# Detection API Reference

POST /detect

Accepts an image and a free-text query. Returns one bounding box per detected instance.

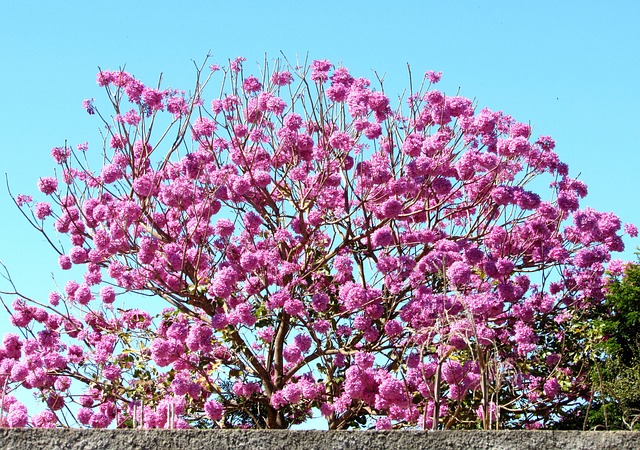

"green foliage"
[601,261,640,366]
[557,255,640,430]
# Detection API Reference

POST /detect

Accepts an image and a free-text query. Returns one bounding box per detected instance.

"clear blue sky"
[1,1,638,332]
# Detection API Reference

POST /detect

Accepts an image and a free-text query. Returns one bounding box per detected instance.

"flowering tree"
[0,56,635,430]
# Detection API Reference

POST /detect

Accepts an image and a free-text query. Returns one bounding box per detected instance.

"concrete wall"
[1,429,639,450]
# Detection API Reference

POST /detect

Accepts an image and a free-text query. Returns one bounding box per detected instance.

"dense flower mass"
[0,56,633,430]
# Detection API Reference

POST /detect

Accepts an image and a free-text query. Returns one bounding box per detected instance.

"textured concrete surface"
[1,429,639,450]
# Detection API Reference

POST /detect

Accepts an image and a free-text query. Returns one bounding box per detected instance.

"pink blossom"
[312,293,329,311]
[283,344,302,363]
[446,96,473,117]
[283,113,303,130]
[123,109,140,125]
[37,177,58,195]
[284,298,305,317]
[327,84,348,102]
[266,96,287,115]
[624,223,638,237]
[209,313,227,330]
[425,90,444,105]
[58,255,72,270]
[311,59,332,82]
[77,407,94,425]
[441,360,464,385]
[271,71,294,86]
[192,117,216,139]
[514,321,538,355]
[101,164,123,184]
[31,410,57,428]
[82,98,95,115]
[353,315,371,331]
[229,56,246,73]
[96,70,114,86]
[240,253,259,271]
[74,284,92,305]
[243,211,263,233]
[51,146,71,164]
[69,246,89,264]
[375,416,393,430]
[109,134,126,150]
[384,320,403,337]
[378,377,406,403]
[142,88,164,110]
[100,286,116,304]
[47,291,60,306]
[294,334,312,353]
[90,412,111,428]
[371,227,394,247]
[46,393,65,411]
[257,326,275,342]
[3,333,23,359]
[209,267,238,298]
[204,400,223,421]
[380,198,403,219]
[355,352,375,369]
[34,202,52,219]
[364,122,382,139]
[54,376,71,391]
[167,96,188,116]
[15,194,32,206]
[339,282,368,311]
[7,402,28,427]
[607,259,627,275]
[447,261,471,285]
[329,131,354,151]
[543,378,561,398]
[333,253,353,278]
[425,70,442,83]
[102,364,121,381]
[242,76,262,93]
[313,320,331,334]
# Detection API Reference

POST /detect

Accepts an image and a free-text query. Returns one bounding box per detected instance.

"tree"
[0,56,634,429]
[556,256,640,430]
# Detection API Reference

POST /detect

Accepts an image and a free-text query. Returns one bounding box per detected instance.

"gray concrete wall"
[1,429,639,450]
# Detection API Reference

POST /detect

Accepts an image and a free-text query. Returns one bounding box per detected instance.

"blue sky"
[0,0,639,406]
